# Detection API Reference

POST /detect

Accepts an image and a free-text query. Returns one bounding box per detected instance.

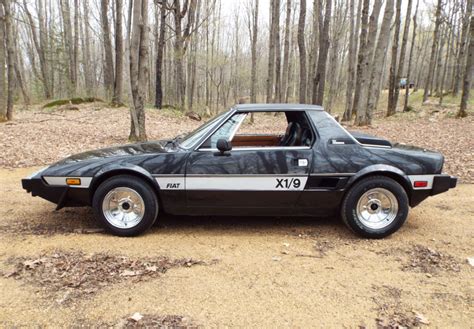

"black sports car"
[22,104,457,238]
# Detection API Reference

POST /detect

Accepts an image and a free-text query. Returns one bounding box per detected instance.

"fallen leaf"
[467,257,474,267]
[120,270,140,277]
[129,312,143,322]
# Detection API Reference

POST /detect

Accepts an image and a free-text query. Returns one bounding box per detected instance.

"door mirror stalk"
[215,139,232,156]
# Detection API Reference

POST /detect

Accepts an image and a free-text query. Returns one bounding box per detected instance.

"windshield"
[179,111,229,149]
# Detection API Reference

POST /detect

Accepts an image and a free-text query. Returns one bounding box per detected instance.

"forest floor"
[0,97,473,327]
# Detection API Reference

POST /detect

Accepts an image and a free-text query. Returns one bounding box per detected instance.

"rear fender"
[346,164,411,193]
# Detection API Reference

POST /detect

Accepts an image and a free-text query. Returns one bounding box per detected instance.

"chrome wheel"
[356,188,398,230]
[102,187,145,229]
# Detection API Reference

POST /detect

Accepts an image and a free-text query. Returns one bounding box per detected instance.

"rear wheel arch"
[345,169,412,201]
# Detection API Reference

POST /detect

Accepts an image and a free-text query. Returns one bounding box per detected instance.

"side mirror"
[216,139,232,156]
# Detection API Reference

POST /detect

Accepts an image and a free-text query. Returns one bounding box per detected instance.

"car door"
[184,111,314,214]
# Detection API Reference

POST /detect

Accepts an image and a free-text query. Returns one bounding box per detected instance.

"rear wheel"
[341,176,409,238]
[92,175,159,236]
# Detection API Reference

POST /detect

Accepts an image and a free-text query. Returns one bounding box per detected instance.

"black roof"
[233,103,324,112]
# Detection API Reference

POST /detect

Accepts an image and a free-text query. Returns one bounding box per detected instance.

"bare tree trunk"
[82,0,93,95]
[23,0,51,98]
[307,0,320,102]
[250,0,259,105]
[350,0,364,117]
[423,0,443,102]
[0,3,5,121]
[440,3,455,105]
[60,0,76,95]
[129,0,149,141]
[434,25,447,95]
[404,0,419,112]
[454,0,472,96]
[274,0,282,102]
[342,0,356,121]
[390,0,413,113]
[298,0,307,103]
[155,0,167,109]
[354,0,379,125]
[312,0,331,106]
[281,0,291,103]
[458,14,473,118]
[266,0,278,102]
[367,0,394,119]
[73,0,78,90]
[112,0,124,105]
[386,0,402,116]
[171,0,197,109]
[3,0,13,120]
[101,0,115,100]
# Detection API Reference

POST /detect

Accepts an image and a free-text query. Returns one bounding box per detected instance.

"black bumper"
[22,177,90,209]
[410,174,457,207]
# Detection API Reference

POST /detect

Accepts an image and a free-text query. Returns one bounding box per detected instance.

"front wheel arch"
[90,169,161,205]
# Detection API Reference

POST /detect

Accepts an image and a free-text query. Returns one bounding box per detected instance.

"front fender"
[90,163,160,193]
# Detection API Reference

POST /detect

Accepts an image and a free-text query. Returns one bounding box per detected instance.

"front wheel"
[92,175,159,236]
[341,176,409,239]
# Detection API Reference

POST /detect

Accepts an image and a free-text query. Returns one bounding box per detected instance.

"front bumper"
[410,174,457,207]
[22,177,90,209]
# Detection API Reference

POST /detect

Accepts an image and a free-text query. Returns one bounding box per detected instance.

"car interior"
[231,111,314,148]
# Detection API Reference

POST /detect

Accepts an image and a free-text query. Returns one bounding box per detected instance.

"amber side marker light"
[66,178,81,186]
[413,181,428,188]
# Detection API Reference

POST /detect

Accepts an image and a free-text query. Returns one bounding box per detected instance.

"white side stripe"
[155,177,185,190]
[186,176,307,191]
[43,176,92,188]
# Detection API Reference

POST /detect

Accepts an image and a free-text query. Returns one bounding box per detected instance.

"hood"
[53,141,169,166]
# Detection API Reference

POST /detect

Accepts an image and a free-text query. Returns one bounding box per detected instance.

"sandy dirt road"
[0,168,473,328]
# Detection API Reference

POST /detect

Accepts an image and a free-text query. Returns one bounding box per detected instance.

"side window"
[200,113,247,149]
[237,112,288,136]
[231,111,314,148]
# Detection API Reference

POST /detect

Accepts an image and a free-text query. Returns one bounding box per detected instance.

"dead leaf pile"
[121,313,196,328]
[372,285,429,328]
[4,251,205,304]
[402,244,461,274]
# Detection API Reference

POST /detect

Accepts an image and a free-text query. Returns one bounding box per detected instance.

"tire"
[92,175,159,237]
[341,176,409,239]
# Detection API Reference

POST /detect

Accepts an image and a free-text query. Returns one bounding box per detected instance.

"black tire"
[341,176,409,239]
[92,175,159,237]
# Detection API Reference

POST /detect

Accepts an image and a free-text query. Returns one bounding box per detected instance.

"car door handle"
[295,159,308,167]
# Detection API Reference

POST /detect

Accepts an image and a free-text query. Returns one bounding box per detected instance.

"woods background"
[0,0,472,141]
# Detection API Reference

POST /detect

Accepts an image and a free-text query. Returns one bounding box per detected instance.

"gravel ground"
[0,168,473,327]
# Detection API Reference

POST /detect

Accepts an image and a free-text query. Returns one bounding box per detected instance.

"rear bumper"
[410,174,457,207]
[22,177,90,209]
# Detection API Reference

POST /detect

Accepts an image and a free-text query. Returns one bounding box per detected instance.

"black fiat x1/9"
[22,104,457,238]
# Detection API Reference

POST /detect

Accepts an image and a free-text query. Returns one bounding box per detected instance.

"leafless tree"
[298,0,307,103]
[129,0,150,141]
[312,0,331,106]
[458,13,473,118]
[387,0,402,116]
[423,0,443,102]
[112,0,124,105]
[404,0,419,112]
[342,0,357,121]
[101,0,115,99]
